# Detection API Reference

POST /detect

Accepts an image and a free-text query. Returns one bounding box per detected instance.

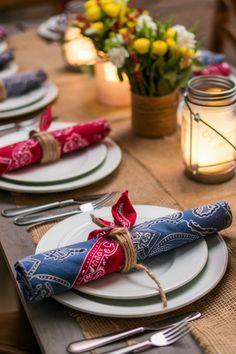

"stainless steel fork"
[2,192,111,217]
[105,321,190,354]
[14,192,117,226]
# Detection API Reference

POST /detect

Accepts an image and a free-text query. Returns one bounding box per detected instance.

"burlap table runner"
[13,147,236,354]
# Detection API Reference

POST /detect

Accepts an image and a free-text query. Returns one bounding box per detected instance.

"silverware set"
[67,311,200,354]
[1,191,118,226]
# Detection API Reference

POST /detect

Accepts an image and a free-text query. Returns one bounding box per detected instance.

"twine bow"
[89,191,168,308]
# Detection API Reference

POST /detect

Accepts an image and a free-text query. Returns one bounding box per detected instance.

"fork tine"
[164,320,187,338]
[165,328,191,345]
[92,192,117,209]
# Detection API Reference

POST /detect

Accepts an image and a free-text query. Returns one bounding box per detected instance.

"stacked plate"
[0,41,18,79]
[0,122,122,193]
[36,205,228,318]
[37,14,67,41]
[0,82,58,120]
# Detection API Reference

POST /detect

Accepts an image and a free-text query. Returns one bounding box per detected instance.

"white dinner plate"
[36,206,208,299]
[0,42,7,54]
[0,61,18,80]
[0,86,47,112]
[0,82,58,119]
[0,122,122,193]
[36,205,228,317]
[2,144,107,185]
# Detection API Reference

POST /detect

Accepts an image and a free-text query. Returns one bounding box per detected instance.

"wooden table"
[1,30,236,354]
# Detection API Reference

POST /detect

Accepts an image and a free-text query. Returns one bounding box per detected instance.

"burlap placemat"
[28,224,235,354]
[13,152,236,354]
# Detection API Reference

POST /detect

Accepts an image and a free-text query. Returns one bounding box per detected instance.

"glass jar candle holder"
[95,61,130,107]
[181,75,236,184]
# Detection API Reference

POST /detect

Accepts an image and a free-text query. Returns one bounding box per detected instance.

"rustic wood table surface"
[1,30,236,354]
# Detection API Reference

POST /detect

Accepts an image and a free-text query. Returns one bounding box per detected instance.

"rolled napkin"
[194,62,231,76]
[197,50,225,66]
[0,26,7,40]
[0,51,14,70]
[0,69,47,102]
[15,191,232,302]
[0,118,111,175]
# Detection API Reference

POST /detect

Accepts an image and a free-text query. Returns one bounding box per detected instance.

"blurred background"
[0,0,235,64]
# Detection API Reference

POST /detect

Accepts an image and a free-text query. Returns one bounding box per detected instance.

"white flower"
[84,27,97,35]
[136,14,157,35]
[173,25,196,48]
[108,47,129,68]
[111,34,124,45]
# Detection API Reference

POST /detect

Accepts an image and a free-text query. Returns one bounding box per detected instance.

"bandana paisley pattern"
[15,192,232,302]
[0,114,111,175]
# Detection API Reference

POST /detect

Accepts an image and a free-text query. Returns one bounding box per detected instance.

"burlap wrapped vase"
[131,90,179,138]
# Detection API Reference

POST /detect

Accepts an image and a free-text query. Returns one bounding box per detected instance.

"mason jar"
[181,75,236,183]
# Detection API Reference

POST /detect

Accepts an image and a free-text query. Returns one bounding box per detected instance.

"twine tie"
[91,216,168,308]
[30,131,61,164]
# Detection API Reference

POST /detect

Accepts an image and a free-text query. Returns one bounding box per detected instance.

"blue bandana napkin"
[2,69,47,98]
[15,198,232,302]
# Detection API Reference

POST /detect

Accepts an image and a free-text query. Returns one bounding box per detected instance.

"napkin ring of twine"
[30,131,61,164]
[91,216,168,308]
[0,80,7,102]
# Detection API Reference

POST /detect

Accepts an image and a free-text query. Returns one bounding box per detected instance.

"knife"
[67,311,201,353]
[1,193,108,217]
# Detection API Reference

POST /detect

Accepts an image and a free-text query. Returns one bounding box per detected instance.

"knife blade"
[67,311,201,353]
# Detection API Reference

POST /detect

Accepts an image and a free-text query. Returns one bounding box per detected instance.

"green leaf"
[157,79,172,96]
[163,71,177,88]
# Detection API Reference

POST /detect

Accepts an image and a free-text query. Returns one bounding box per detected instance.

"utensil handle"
[67,328,145,354]
[2,200,75,217]
[14,209,81,226]
[105,340,151,354]
[0,123,16,132]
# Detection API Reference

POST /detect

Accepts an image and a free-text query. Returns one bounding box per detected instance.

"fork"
[105,321,190,354]
[14,191,117,226]
[2,192,111,217]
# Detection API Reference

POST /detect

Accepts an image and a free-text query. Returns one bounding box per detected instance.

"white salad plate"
[0,86,47,112]
[1,130,107,185]
[0,61,18,80]
[0,122,121,193]
[36,205,228,317]
[0,82,58,119]
[36,206,208,300]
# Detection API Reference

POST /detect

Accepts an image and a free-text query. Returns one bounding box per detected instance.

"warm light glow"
[95,61,130,106]
[63,27,97,67]
[181,104,236,174]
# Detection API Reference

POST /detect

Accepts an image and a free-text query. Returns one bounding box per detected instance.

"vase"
[95,61,131,107]
[131,90,179,138]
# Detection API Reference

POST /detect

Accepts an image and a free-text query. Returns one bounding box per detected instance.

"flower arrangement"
[76,0,199,97]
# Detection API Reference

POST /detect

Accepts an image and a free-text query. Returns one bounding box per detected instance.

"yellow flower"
[119,28,128,35]
[100,0,113,5]
[185,48,195,58]
[178,46,195,58]
[127,21,135,28]
[86,5,102,21]
[152,40,168,56]
[166,38,176,50]
[103,3,121,17]
[165,28,176,39]
[91,21,104,33]
[133,38,150,54]
[85,0,97,9]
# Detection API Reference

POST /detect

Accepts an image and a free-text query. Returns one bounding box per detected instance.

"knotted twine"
[91,215,168,308]
[0,80,7,101]
[30,130,61,164]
